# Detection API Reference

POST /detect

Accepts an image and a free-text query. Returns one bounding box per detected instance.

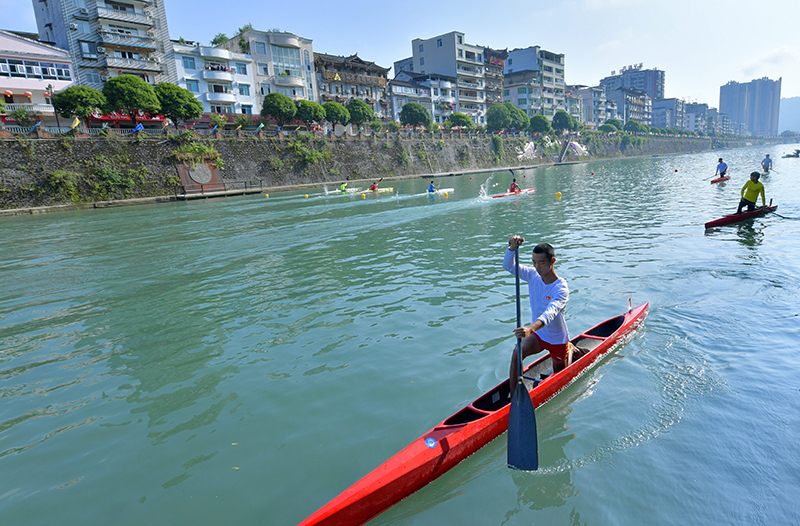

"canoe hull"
[491,188,535,198]
[299,303,649,526]
[704,205,777,229]
[710,176,730,184]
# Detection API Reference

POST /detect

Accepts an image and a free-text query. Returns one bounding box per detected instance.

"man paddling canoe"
[509,178,521,193]
[737,171,766,214]
[715,158,728,178]
[504,236,581,392]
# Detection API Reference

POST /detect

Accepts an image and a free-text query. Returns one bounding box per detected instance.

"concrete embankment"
[0,132,779,216]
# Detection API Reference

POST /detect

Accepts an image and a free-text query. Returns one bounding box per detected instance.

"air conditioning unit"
[100,75,109,81]
[96,46,105,53]
[146,30,154,37]
[69,22,77,30]
[143,10,151,16]
[79,7,88,14]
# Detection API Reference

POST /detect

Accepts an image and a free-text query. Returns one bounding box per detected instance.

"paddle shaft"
[515,248,522,379]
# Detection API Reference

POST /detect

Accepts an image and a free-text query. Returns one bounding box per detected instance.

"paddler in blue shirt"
[340,182,348,193]
[715,158,728,178]
[504,235,582,391]
[737,171,766,214]
[428,181,436,192]
[761,154,772,173]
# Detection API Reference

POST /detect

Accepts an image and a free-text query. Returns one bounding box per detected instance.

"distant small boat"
[782,149,799,158]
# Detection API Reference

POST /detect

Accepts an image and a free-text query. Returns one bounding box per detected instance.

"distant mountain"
[779,97,800,134]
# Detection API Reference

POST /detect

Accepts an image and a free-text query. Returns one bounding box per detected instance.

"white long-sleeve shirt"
[503,248,570,345]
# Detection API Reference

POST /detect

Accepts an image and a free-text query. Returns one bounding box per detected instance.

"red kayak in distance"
[710,175,730,184]
[491,188,536,198]
[298,303,649,526]
[704,205,777,229]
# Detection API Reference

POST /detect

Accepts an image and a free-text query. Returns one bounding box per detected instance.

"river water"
[2,143,799,525]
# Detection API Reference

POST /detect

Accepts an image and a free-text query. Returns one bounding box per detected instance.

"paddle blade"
[507,381,538,470]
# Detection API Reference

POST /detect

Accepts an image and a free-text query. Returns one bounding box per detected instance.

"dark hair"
[512,178,516,182]
[718,158,723,162]
[750,171,761,179]
[532,243,555,260]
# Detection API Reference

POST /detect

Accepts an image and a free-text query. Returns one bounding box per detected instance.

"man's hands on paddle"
[508,235,525,250]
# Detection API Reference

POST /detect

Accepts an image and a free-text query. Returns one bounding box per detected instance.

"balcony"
[200,47,232,60]
[269,35,301,48]
[206,92,236,103]
[98,30,156,50]
[96,7,153,26]
[104,56,163,72]
[457,67,481,78]
[458,94,482,102]
[1,103,56,115]
[321,70,386,87]
[273,74,304,87]
[202,69,234,82]
[458,79,482,89]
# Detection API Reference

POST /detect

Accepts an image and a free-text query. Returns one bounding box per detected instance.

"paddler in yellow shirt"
[737,171,766,214]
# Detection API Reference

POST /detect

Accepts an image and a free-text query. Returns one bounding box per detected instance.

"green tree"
[261,92,297,125]
[604,118,623,130]
[295,100,326,127]
[446,112,473,129]
[399,102,432,128]
[346,98,374,126]
[210,33,228,46]
[552,110,575,134]
[504,102,529,131]
[10,107,36,127]
[0,98,5,114]
[209,113,228,128]
[322,101,349,126]
[102,75,160,126]
[154,82,203,127]
[623,119,645,133]
[52,85,106,119]
[486,103,512,132]
[528,114,552,135]
[234,114,253,128]
[598,123,617,133]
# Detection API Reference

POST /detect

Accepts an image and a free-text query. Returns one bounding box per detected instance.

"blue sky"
[5,0,798,106]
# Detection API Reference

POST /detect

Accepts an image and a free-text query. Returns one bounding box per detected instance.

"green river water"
[2,143,800,525]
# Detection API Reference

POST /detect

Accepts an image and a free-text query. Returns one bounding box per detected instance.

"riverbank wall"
[0,132,786,214]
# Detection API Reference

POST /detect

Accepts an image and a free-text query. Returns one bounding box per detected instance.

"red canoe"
[704,205,777,229]
[710,175,730,184]
[491,188,536,198]
[299,303,649,526]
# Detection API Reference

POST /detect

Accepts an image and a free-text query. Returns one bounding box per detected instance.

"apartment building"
[605,87,651,125]
[390,70,457,124]
[314,53,390,118]
[651,98,686,129]
[1,30,73,127]
[222,29,316,110]
[482,46,507,107]
[170,40,258,116]
[569,85,617,129]
[388,72,432,123]
[719,77,782,136]
[402,31,487,124]
[600,64,665,100]
[684,102,709,134]
[503,46,565,120]
[33,0,175,87]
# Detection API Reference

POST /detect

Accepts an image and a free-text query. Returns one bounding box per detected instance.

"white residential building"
[1,30,74,127]
[570,85,617,129]
[170,41,257,116]
[503,47,565,120]
[222,29,316,110]
[404,31,487,124]
[33,0,175,87]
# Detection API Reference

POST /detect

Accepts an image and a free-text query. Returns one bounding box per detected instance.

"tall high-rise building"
[32,0,175,87]
[719,77,781,136]
[503,46,565,120]
[600,64,664,100]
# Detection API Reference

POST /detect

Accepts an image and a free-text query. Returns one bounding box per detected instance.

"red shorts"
[532,333,569,363]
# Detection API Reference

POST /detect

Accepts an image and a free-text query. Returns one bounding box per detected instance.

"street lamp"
[45,84,61,130]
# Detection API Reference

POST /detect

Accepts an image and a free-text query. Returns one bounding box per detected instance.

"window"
[77,20,91,33]
[433,87,439,96]
[114,50,139,59]
[517,87,527,94]
[420,57,424,66]
[258,63,269,76]
[236,63,247,75]
[419,44,423,52]
[437,39,442,47]
[457,36,462,44]
[241,105,253,114]
[185,79,198,92]
[254,41,266,55]
[260,84,270,95]
[508,58,512,65]
[210,104,232,113]
[458,49,463,58]
[276,86,303,97]
[503,89,509,96]
[183,56,195,69]
[108,1,133,13]
[271,45,301,77]
[56,64,71,80]
[108,24,134,35]
[85,69,101,83]
[518,98,527,105]
[239,84,250,96]
[79,41,98,58]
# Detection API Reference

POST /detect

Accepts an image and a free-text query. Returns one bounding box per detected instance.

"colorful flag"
[235,124,242,130]
[71,117,80,129]
[255,123,264,131]
[101,122,108,130]
[132,123,144,132]
[31,122,41,130]
[162,120,169,128]
[210,125,217,133]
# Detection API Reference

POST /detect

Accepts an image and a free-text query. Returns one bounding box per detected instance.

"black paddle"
[507,246,538,471]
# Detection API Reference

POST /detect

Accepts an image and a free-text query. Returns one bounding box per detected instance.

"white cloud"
[741,46,800,78]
